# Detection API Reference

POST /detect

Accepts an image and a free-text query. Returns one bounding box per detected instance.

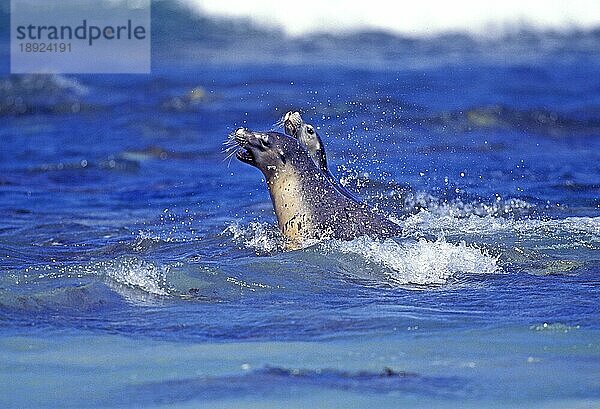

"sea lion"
[231,127,401,249]
[283,111,361,202]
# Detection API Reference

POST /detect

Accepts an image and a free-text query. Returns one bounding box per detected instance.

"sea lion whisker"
[222,134,244,161]
[273,116,286,128]
[223,136,237,147]
[222,147,240,162]
[222,143,239,154]
[225,150,237,167]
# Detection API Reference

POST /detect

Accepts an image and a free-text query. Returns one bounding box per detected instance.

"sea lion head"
[283,111,319,150]
[231,127,313,179]
[283,111,328,172]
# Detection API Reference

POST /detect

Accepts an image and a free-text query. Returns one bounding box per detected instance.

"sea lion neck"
[265,167,316,246]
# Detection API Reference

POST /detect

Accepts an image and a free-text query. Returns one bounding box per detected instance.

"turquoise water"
[1,327,598,408]
[0,1,599,407]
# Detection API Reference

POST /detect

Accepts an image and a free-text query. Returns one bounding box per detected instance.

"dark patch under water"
[121,366,464,406]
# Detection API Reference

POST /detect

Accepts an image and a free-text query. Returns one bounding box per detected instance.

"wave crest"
[325,237,499,286]
[102,257,170,296]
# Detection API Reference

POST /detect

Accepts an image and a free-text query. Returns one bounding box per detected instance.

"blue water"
[1,2,599,408]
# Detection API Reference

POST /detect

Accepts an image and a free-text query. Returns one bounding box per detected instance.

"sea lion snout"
[232,128,270,148]
[284,111,302,136]
[232,127,250,145]
[283,111,300,122]
[232,128,258,165]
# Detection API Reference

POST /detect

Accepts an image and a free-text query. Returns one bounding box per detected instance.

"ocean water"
[1,1,600,408]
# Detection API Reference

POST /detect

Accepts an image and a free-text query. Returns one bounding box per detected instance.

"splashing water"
[222,218,499,286]
[223,221,285,254]
[17,257,172,297]
[325,236,499,286]
[101,257,171,296]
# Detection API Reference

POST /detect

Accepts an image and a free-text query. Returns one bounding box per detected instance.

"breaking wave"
[222,194,598,286]
[324,236,499,286]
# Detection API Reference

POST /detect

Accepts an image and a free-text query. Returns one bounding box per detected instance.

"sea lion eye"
[306,126,314,135]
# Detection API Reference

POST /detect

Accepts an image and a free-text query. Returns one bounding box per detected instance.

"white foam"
[181,0,600,36]
[223,218,499,285]
[328,236,499,286]
[223,209,598,286]
[102,257,170,296]
[404,211,600,240]
[224,221,284,253]
[20,257,172,300]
